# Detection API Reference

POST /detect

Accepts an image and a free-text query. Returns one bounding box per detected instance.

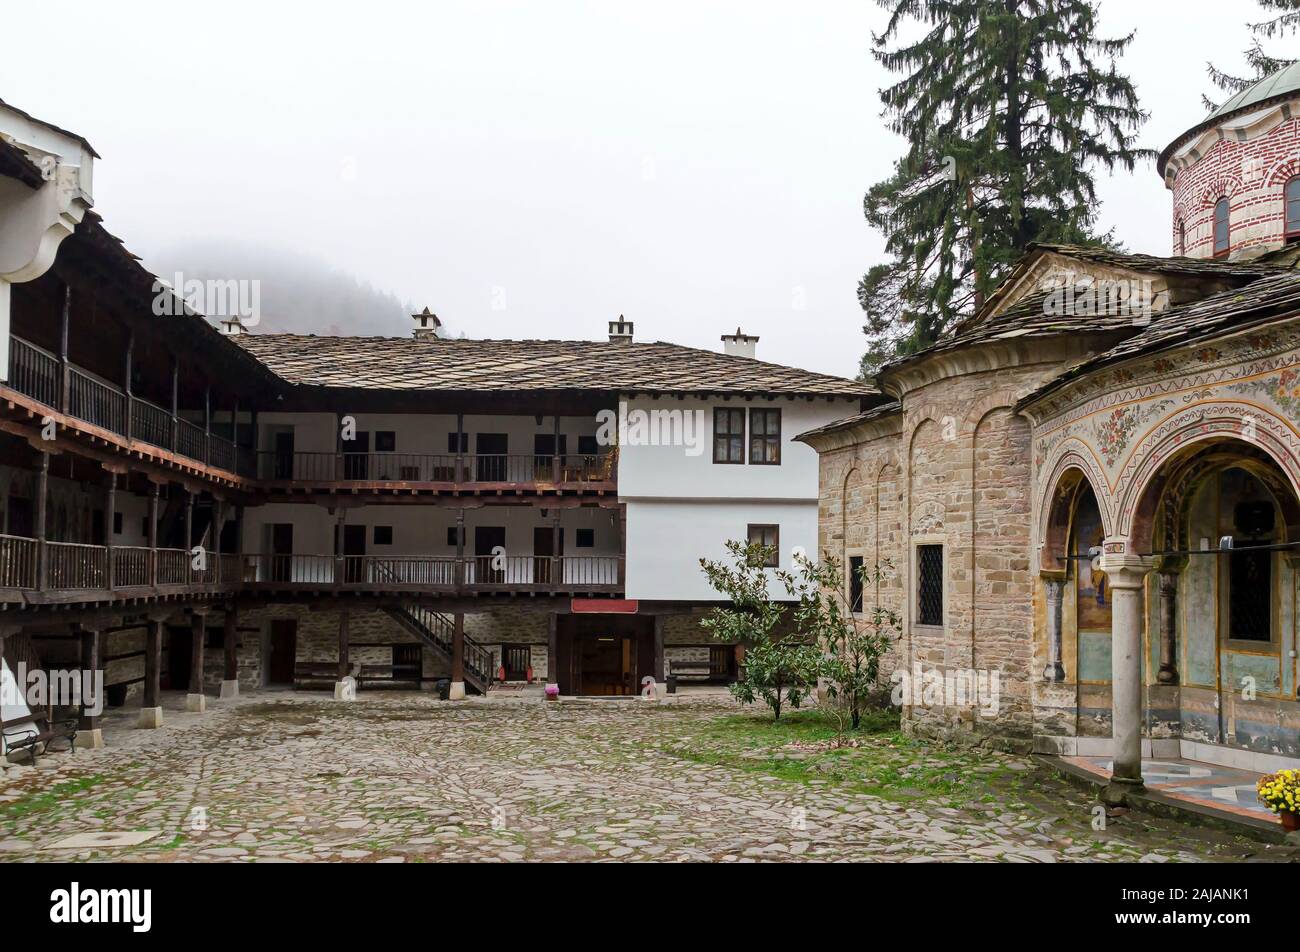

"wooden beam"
[337,609,350,680]
[223,604,238,682]
[143,618,162,709]
[190,612,206,698]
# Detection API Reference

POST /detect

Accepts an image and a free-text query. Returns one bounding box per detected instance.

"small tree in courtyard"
[795,556,900,736]
[699,540,820,721]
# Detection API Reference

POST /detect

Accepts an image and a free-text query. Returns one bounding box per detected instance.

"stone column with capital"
[1099,550,1153,806]
[1157,571,1180,685]
[1043,577,1066,682]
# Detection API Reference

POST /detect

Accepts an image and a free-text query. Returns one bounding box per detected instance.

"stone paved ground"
[1,692,1295,862]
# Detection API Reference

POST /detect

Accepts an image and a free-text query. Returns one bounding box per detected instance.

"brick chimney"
[413,307,442,340]
[608,315,634,343]
[721,327,758,359]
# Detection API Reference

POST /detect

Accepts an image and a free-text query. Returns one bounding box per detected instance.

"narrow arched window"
[1286,177,1300,243]
[1177,218,1186,255]
[1213,197,1230,256]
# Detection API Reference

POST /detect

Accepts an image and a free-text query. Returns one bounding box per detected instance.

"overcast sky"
[0,1,1272,378]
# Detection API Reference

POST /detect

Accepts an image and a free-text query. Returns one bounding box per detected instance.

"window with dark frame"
[747,524,779,567]
[1286,177,1300,242]
[375,431,396,452]
[113,512,123,535]
[714,408,745,463]
[916,544,944,627]
[446,526,463,547]
[577,434,599,456]
[1213,197,1230,256]
[749,408,781,464]
[447,432,469,453]
[1177,218,1186,255]
[575,528,595,548]
[373,526,393,546]
[1228,549,1272,641]
[849,555,864,613]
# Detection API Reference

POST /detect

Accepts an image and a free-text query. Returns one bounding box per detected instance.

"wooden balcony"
[0,536,623,605]
[254,449,617,496]
[6,335,251,478]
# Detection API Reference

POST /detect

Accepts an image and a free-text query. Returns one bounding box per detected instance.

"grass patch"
[1,775,105,820]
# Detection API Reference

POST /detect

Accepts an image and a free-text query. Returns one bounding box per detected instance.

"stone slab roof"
[233,333,874,397]
[794,400,901,443]
[1019,270,1300,409]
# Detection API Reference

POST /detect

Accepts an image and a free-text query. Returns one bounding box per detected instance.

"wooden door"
[343,431,370,480]
[341,524,366,583]
[503,644,531,681]
[474,526,506,583]
[165,624,191,690]
[393,644,421,683]
[533,527,563,584]
[270,523,294,582]
[476,433,508,481]
[268,620,297,685]
[273,430,295,479]
[533,434,567,480]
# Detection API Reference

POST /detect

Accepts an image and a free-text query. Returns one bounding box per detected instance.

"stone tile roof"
[1019,270,1300,409]
[794,400,901,442]
[233,333,874,397]
[1022,243,1281,280]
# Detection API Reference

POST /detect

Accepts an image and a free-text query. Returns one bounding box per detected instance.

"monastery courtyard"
[0,694,1294,863]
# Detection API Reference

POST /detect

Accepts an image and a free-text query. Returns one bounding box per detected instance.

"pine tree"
[858,0,1152,377]
[1204,1,1300,111]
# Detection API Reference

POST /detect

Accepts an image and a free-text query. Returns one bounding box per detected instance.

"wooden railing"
[6,335,255,476]
[46,542,107,590]
[0,537,623,597]
[255,450,617,485]
[0,535,36,590]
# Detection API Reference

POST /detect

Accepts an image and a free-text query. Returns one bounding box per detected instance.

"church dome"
[1205,60,1300,124]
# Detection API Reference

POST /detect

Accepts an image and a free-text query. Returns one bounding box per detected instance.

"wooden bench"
[2,712,79,766]
[666,658,721,693]
[293,662,343,688]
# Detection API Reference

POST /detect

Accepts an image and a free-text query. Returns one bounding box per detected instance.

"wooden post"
[653,615,665,684]
[187,612,207,712]
[455,411,465,482]
[547,612,558,685]
[220,603,239,698]
[455,508,466,590]
[78,626,102,738]
[148,482,160,587]
[141,618,163,727]
[170,356,179,451]
[212,498,224,585]
[550,508,561,591]
[34,451,50,591]
[104,471,117,590]
[337,610,351,680]
[334,508,345,587]
[203,384,211,464]
[450,612,465,699]
[184,489,194,585]
[552,414,561,483]
[59,284,71,413]
[123,331,134,441]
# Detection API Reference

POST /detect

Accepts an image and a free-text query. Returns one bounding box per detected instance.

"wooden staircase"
[383,604,493,695]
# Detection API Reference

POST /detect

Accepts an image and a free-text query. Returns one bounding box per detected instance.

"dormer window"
[1286,177,1300,244]
[1213,197,1230,257]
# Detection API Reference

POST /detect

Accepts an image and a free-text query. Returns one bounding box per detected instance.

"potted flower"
[1257,768,1300,831]
[544,684,560,702]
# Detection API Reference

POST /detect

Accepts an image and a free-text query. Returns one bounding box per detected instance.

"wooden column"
[212,498,224,584]
[203,384,211,464]
[78,626,101,733]
[123,332,134,441]
[450,612,465,697]
[455,412,465,482]
[337,610,351,680]
[455,508,466,589]
[58,284,71,412]
[141,618,163,727]
[147,482,160,587]
[551,414,561,483]
[550,508,561,591]
[104,471,117,590]
[547,612,558,685]
[183,489,194,585]
[334,508,345,587]
[169,356,179,451]
[653,615,665,683]
[188,612,207,710]
[34,450,50,591]
[223,605,239,682]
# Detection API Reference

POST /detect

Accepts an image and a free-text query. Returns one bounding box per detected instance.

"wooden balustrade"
[255,451,616,485]
[46,542,107,590]
[0,535,37,590]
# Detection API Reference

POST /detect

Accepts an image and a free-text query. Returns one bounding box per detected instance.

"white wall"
[624,499,817,601]
[615,395,856,500]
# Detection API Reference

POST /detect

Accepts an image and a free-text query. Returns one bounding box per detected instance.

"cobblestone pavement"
[0,692,1293,862]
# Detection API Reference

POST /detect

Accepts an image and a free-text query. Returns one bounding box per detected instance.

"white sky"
[0,0,1271,378]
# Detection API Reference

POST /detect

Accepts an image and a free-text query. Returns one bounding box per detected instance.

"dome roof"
[1204,61,1300,122]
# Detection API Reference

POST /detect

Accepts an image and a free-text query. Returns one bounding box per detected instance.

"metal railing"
[69,367,127,434]
[8,337,59,408]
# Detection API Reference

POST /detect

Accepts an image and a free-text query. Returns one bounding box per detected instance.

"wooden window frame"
[746,524,780,567]
[713,408,746,465]
[1213,197,1230,257]
[748,408,782,465]
[575,528,595,549]
[375,431,397,453]
[1286,177,1300,243]
[373,526,394,546]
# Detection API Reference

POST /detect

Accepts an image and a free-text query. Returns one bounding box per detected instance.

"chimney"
[721,327,759,359]
[219,315,248,337]
[608,315,634,343]
[413,307,442,340]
